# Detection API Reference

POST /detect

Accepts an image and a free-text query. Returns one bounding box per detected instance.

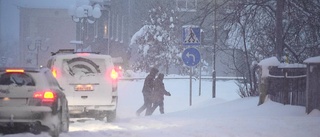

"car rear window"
[62,57,106,77]
[0,73,35,86]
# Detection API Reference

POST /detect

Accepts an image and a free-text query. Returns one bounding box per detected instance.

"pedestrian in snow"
[149,73,171,115]
[136,67,159,116]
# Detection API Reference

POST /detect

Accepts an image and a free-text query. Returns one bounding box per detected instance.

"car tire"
[61,102,69,132]
[49,110,62,137]
[94,110,106,121]
[49,121,61,137]
[29,122,42,135]
[106,109,116,122]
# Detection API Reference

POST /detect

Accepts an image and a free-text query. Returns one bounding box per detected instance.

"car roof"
[0,67,57,88]
[49,53,113,64]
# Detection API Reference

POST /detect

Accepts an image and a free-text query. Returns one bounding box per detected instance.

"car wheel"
[49,127,60,137]
[29,122,42,135]
[61,102,69,132]
[106,109,116,122]
[94,110,106,121]
[49,110,62,137]
[49,121,61,137]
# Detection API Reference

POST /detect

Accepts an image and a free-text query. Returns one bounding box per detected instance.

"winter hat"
[150,67,159,75]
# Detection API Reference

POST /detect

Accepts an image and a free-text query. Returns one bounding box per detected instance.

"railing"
[119,76,244,81]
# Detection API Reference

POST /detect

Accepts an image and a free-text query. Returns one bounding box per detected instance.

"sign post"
[182,26,201,106]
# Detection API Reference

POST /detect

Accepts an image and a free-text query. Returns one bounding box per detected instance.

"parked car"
[0,67,69,137]
[47,49,119,122]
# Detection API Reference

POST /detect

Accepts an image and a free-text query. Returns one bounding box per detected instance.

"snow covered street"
[1,78,320,137]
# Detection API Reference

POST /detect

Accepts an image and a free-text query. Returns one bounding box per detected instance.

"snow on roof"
[258,57,280,78]
[52,53,112,60]
[17,0,77,9]
[182,25,199,28]
[278,63,306,68]
[304,56,320,64]
[258,57,280,67]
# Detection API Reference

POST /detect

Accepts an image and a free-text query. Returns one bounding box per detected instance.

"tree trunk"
[275,0,285,61]
[241,25,253,94]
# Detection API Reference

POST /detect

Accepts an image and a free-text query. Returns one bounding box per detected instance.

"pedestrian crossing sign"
[182,27,201,46]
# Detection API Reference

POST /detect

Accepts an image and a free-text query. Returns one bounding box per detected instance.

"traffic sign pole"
[189,68,192,106]
[182,26,201,106]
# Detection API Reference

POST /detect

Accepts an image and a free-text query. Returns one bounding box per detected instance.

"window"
[63,57,104,77]
[176,0,197,12]
[112,14,118,41]
[94,21,98,39]
[103,21,108,39]
[120,16,124,43]
[110,14,113,40]
[0,73,35,86]
[115,14,119,41]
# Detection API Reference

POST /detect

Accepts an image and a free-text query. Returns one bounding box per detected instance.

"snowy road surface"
[1,79,320,137]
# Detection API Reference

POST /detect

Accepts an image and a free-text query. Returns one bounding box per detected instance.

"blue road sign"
[182,27,201,46]
[182,47,201,67]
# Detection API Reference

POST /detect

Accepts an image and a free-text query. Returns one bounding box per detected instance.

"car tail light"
[6,69,24,73]
[110,69,119,80]
[77,53,90,56]
[51,67,60,79]
[105,68,118,92]
[33,91,56,103]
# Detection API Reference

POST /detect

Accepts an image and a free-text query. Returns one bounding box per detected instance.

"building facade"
[17,0,240,77]
[19,8,76,67]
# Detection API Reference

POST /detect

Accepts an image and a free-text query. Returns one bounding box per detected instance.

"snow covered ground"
[1,77,320,137]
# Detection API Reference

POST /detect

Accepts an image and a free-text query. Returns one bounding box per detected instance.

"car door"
[62,57,112,106]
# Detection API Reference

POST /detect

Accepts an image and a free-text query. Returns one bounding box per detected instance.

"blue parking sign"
[182,47,201,66]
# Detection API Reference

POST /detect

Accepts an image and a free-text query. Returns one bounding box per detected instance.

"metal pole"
[199,60,202,96]
[212,0,217,98]
[190,67,192,106]
[212,70,216,98]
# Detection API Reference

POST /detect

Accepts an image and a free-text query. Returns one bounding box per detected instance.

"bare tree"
[191,0,320,97]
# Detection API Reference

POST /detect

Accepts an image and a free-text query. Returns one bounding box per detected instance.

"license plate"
[74,85,94,91]
[0,98,27,106]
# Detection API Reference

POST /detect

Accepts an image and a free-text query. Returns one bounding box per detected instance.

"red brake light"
[6,69,24,73]
[33,91,56,102]
[111,69,119,80]
[77,53,90,56]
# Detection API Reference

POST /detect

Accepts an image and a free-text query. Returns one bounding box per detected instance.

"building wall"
[20,8,76,67]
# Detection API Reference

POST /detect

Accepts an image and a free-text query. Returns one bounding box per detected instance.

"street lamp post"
[68,2,102,52]
[27,38,49,66]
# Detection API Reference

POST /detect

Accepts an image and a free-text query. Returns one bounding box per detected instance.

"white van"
[47,50,118,122]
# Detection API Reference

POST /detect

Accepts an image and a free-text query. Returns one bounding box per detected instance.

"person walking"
[136,67,159,116]
[149,73,171,115]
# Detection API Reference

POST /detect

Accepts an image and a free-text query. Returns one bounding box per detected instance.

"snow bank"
[258,57,280,78]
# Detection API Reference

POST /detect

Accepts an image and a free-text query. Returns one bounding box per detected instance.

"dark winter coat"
[152,74,171,103]
[142,68,159,97]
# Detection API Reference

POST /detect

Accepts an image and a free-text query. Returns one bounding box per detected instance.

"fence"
[119,76,244,81]
[305,62,320,113]
[267,66,307,106]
